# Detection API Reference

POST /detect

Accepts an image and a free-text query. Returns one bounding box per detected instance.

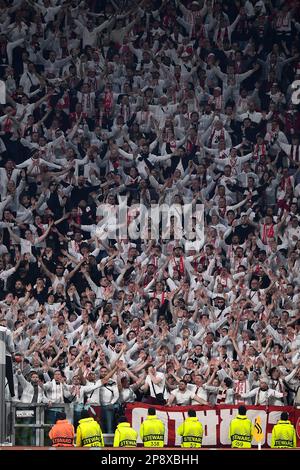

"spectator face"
[237,370,246,381]
[30,373,39,385]
[87,371,96,382]
[178,381,187,391]
[260,380,268,391]
[54,371,63,382]
[99,367,108,379]
[56,266,64,276]
[251,279,259,290]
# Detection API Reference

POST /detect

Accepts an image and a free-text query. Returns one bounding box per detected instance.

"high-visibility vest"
[271,420,297,448]
[229,414,253,448]
[49,419,75,447]
[113,422,138,447]
[177,417,203,448]
[76,417,104,447]
[140,415,165,447]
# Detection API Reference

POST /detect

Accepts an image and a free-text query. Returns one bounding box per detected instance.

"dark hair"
[148,408,156,416]
[118,415,128,424]
[238,405,247,415]
[224,378,233,388]
[188,410,196,417]
[281,412,289,421]
[81,409,90,419]
[56,411,66,421]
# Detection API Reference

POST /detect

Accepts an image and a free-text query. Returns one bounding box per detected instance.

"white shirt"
[145,372,167,398]
[170,388,195,405]
[188,384,208,404]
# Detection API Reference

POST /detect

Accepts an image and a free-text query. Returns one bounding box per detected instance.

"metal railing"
[4,402,114,447]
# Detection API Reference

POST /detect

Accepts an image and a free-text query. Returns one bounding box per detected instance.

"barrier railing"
[5,402,114,447]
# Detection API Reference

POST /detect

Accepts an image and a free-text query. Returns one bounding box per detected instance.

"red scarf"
[253,143,267,161]
[280,175,292,191]
[193,259,200,272]
[153,291,165,304]
[163,15,172,28]
[218,207,226,218]
[104,89,113,115]
[262,223,274,244]
[217,26,229,43]
[174,256,185,274]
[187,136,200,152]
[3,117,12,133]
[112,159,119,169]
[57,93,70,110]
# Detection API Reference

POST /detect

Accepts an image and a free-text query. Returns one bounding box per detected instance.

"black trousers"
[6,355,15,397]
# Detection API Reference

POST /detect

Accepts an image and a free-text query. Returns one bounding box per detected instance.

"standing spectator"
[141,365,168,405]
[16,369,48,404]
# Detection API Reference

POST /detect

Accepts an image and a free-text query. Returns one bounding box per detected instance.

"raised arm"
[36,222,53,244]
[7,225,21,243]
[65,259,85,282]
[38,256,55,282]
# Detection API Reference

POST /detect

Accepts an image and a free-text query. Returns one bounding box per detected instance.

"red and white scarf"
[3,116,12,133]
[153,291,166,304]
[262,223,274,244]
[290,145,300,163]
[103,89,113,115]
[174,256,185,275]
[280,175,293,191]
[217,26,229,44]
[210,94,223,112]
[253,143,267,161]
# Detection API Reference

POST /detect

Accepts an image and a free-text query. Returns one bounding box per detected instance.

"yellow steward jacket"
[140,415,165,447]
[113,422,138,447]
[49,419,75,447]
[76,417,104,447]
[271,420,297,448]
[229,414,253,448]
[177,416,203,448]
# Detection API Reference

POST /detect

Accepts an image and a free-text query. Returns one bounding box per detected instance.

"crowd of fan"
[1,0,300,434]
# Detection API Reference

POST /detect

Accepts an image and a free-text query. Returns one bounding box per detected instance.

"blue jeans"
[100,404,119,433]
